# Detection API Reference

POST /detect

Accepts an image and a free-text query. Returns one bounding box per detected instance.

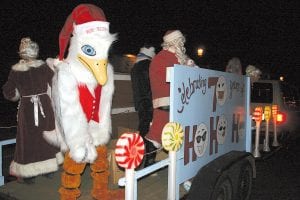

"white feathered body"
[44,31,116,163]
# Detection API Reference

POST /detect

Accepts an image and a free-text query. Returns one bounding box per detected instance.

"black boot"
[144,140,157,167]
[17,176,35,184]
[43,172,55,179]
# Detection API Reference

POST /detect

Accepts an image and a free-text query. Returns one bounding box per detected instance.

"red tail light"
[276,111,286,125]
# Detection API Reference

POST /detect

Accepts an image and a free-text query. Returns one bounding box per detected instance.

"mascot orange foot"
[59,146,124,200]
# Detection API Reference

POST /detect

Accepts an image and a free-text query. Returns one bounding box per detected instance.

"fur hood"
[12,59,45,71]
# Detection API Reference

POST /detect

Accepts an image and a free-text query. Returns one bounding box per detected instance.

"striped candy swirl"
[115,133,145,169]
[161,122,184,152]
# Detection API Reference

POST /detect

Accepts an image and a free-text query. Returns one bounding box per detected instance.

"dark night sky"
[0,0,299,86]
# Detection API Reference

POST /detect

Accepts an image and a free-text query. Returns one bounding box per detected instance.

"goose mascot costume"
[44,4,124,200]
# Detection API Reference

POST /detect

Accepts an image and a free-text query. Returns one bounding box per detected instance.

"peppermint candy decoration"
[115,133,145,169]
[252,106,263,123]
[162,122,184,152]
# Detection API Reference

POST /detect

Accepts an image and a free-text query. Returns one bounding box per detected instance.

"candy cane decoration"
[115,133,145,169]
[162,122,184,152]
[253,106,263,158]
[115,133,145,200]
[263,106,271,152]
[252,106,263,123]
[161,122,184,200]
[272,104,280,147]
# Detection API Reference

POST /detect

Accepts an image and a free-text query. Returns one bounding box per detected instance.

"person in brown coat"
[2,37,63,184]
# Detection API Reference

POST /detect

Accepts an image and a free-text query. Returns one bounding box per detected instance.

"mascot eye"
[81,45,96,56]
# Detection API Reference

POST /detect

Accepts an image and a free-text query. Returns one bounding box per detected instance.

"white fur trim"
[12,60,45,71]
[46,58,57,71]
[56,152,64,165]
[135,56,150,63]
[10,89,20,102]
[10,158,60,178]
[74,21,109,36]
[140,47,156,58]
[145,137,162,149]
[163,30,184,43]
[152,97,170,109]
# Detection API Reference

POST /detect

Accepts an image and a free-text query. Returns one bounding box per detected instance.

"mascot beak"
[78,55,108,85]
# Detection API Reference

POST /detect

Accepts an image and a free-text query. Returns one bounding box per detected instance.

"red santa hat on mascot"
[47,4,116,153]
[58,4,110,60]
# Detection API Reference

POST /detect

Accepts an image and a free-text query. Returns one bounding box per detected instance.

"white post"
[125,168,135,200]
[263,120,271,152]
[272,119,280,147]
[168,151,176,200]
[253,121,261,158]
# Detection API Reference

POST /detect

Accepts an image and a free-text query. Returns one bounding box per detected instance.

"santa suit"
[146,49,179,146]
[2,60,63,178]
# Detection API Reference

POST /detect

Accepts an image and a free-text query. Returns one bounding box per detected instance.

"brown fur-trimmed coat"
[2,60,63,178]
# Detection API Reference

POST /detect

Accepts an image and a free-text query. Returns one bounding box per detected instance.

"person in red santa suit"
[145,30,193,161]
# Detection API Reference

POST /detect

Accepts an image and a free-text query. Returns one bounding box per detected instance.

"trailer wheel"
[237,163,253,200]
[211,175,233,200]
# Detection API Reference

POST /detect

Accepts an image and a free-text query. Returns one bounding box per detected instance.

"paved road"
[250,133,300,200]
